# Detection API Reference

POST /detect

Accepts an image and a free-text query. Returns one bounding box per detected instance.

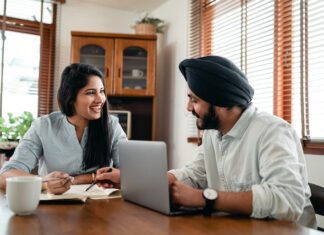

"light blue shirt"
[0,111,127,176]
[170,104,316,227]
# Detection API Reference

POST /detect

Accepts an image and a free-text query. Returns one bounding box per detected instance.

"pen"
[84,168,113,192]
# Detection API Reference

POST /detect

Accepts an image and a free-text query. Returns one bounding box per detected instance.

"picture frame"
[110,110,132,139]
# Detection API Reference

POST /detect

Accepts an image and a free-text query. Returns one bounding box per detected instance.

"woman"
[0,63,126,194]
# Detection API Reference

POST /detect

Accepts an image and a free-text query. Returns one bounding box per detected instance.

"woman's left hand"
[95,167,120,188]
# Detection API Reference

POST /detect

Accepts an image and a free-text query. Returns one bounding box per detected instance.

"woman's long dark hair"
[57,63,111,170]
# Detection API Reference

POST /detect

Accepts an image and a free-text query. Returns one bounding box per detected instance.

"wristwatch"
[202,188,218,216]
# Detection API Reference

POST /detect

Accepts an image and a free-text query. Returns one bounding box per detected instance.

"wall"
[54,0,137,109]
[305,154,324,227]
[152,0,198,169]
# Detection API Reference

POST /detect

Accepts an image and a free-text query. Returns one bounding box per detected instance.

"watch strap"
[203,198,215,216]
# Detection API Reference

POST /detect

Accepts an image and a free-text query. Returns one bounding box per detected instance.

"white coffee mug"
[6,176,42,215]
[132,69,144,78]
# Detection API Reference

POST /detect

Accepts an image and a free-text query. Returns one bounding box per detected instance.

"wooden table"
[0,193,322,235]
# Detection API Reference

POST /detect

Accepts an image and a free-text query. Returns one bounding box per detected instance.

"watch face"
[203,188,217,200]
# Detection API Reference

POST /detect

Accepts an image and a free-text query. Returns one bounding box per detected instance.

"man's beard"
[193,105,219,130]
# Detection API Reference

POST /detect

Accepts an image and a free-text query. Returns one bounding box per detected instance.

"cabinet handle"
[118,68,121,78]
[106,68,109,77]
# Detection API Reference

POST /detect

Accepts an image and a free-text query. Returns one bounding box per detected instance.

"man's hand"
[96,167,120,188]
[170,181,204,208]
[167,172,177,185]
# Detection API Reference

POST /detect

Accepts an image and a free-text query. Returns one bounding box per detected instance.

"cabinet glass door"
[115,39,155,96]
[80,45,105,75]
[122,46,147,90]
[71,37,114,94]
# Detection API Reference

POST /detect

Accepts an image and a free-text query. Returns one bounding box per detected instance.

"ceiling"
[77,0,168,12]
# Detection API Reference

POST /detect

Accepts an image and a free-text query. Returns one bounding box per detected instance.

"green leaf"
[0,111,34,143]
[134,13,166,33]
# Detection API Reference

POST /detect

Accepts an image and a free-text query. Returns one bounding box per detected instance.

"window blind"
[203,0,242,66]
[189,0,324,153]
[0,0,59,117]
[202,0,274,115]
[246,0,274,115]
[186,0,202,143]
[274,0,294,123]
[0,0,53,24]
[306,0,324,140]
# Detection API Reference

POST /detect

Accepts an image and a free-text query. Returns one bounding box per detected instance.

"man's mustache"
[192,110,200,118]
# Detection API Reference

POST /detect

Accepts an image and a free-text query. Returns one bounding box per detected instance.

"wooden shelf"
[123,76,146,80]
[123,56,147,60]
[80,54,105,58]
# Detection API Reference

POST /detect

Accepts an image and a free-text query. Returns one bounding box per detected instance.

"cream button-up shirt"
[170,104,316,228]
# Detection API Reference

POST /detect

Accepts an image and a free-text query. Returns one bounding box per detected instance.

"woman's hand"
[95,167,120,188]
[43,171,73,195]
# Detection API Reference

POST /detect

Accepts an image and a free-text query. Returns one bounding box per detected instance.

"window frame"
[0,6,56,117]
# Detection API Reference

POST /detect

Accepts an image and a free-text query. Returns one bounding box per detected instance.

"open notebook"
[40,184,121,203]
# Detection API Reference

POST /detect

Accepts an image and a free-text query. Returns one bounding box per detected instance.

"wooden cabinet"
[71,32,156,97]
[71,32,157,140]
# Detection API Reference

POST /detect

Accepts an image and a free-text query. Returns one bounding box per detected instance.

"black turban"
[179,56,254,107]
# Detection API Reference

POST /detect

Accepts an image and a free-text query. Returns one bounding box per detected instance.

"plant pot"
[0,148,15,158]
[135,23,156,35]
[0,141,18,158]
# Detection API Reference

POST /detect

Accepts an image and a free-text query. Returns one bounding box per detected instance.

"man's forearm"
[170,180,253,215]
[215,191,253,215]
[197,190,253,214]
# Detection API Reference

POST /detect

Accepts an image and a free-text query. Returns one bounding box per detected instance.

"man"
[168,56,316,228]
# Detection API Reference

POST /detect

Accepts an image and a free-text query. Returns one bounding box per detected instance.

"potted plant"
[134,13,166,35]
[0,111,34,158]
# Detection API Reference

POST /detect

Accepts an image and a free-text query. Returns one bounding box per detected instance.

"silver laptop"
[119,140,201,215]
